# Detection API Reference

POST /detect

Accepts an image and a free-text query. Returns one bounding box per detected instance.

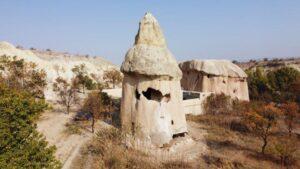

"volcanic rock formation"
[120,13,187,147]
[179,60,249,101]
[0,41,117,100]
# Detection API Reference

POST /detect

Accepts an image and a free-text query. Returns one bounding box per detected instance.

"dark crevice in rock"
[141,88,170,102]
[135,89,141,100]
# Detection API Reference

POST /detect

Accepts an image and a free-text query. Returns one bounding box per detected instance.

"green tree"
[72,64,95,93]
[267,67,300,102]
[246,67,272,101]
[0,84,60,168]
[267,67,299,91]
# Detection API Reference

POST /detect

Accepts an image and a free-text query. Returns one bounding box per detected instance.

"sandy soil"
[37,103,113,169]
[37,104,92,169]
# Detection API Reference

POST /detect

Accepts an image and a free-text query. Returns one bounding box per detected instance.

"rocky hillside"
[236,57,300,72]
[0,41,118,99]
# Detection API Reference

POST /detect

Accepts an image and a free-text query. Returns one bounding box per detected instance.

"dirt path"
[37,103,113,169]
[37,105,93,169]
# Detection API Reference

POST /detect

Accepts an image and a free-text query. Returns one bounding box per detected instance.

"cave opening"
[141,88,170,102]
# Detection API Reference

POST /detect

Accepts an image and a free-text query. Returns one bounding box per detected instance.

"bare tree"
[53,77,79,114]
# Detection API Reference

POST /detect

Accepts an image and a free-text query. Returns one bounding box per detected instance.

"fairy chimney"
[120,13,187,146]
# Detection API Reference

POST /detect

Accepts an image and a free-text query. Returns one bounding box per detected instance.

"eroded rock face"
[120,13,187,147]
[121,13,182,79]
[0,41,117,100]
[179,60,249,101]
[179,60,247,78]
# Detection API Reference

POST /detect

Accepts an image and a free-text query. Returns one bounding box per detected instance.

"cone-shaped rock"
[121,13,182,79]
[120,13,187,147]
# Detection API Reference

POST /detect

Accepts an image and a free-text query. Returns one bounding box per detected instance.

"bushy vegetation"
[247,67,300,103]
[72,64,97,93]
[0,55,47,98]
[197,90,300,168]
[0,56,60,168]
[72,127,191,169]
[203,93,231,115]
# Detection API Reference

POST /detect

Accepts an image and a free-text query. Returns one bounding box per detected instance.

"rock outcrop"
[121,13,182,79]
[0,41,117,100]
[120,13,187,147]
[179,60,249,101]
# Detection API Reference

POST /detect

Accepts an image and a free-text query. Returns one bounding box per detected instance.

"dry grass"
[64,121,82,135]
[71,127,194,169]
[188,114,300,169]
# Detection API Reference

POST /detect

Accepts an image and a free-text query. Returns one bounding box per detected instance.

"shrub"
[65,122,82,135]
[230,119,249,133]
[203,93,231,115]
[273,136,298,167]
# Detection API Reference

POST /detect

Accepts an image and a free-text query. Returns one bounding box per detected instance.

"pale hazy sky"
[1,0,300,65]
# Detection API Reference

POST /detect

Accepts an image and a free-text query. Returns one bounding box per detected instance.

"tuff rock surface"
[179,59,247,78]
[121,13,182,79]
[179,60,249,101]
[120,13,187,147]
[0,41,117,100]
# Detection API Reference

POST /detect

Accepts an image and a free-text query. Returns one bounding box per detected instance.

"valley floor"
[37,102,299,169]
[36,102,209,169]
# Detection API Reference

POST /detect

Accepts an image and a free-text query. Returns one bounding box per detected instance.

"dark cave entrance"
[141,88,170,102]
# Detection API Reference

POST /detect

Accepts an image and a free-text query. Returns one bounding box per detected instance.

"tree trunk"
[261,137,267,154]
[288,127,292,137]
[67,105,70,114]
[112,79,115,88]
[91,115,95,133]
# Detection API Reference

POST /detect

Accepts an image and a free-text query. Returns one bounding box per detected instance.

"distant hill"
[0,41,118,100]
[235,57,300,72]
